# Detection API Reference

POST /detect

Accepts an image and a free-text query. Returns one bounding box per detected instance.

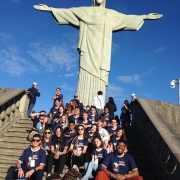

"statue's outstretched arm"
[143,13,163,20]
[33,4,51,11]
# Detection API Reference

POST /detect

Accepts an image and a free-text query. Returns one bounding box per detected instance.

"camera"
[170,80,175,88]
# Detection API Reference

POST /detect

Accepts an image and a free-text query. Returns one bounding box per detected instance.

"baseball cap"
[131,93,136,96]
[32,82,38,86]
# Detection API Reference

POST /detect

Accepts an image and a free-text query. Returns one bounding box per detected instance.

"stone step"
[0,166,10,173]
[0,172,7,180]
[0,142,29,149]
[0,155,18,161]
[0,163,13,170]
[126,133,140,138]
[3,132,29,137]
[20,118,31,120]
[126,137,142,143]
[0,138,30,144]
[136,160,153,169]
[17,119,33,124]
[0,148,23,156]
[13,123,33,128]
[128,152,149,161]
[8,127,32,133]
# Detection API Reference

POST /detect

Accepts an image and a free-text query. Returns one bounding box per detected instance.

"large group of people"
[6,84,142,180]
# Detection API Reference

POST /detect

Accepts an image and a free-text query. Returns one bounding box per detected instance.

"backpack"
[63,168,82,180]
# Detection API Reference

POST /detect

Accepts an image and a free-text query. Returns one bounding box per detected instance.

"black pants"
[47,153,66,174]
[71,153,85,168]
[5,166,43,180]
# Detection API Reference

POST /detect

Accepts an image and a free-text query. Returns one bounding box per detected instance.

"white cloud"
[142,67,155,77]
[28,42,78,72]
[118,74,141,84]
[0,45,38,75]
[154,47,165,53]
[106,84,124,99]
[60,82,75,92]
[65,73,75,77]
[112,42,120,53]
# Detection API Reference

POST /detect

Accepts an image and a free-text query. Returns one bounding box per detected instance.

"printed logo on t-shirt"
[112,161,125,173]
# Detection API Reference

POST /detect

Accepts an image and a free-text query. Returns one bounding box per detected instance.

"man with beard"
[96,139,143,180]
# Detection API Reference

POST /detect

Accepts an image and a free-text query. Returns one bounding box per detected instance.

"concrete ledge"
[150,100,180,134]
[0,88,25,106]
[137,98,180,163]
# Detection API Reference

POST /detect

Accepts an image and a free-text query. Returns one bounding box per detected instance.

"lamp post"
[170,78,180,105]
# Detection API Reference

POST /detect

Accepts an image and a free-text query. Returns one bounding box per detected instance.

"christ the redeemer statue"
[34,0,162,106]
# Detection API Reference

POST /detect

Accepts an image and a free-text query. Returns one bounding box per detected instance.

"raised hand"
[146,13,163,20]
[33,4,51,11]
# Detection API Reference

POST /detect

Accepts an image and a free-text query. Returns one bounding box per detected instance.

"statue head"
[92,0,106,7]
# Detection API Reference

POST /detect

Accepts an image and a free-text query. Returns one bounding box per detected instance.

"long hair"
[92,0,106,7]
[54,126,65,151]
[90,124,99,139]
[41,127,53,149]
[116,127,126,141]
[92,136,103,149]
[108,97,115,105]
[73,125,88,148]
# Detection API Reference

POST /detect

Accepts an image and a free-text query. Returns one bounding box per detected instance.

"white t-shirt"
[99,128,109,141]
[92,95,104,109]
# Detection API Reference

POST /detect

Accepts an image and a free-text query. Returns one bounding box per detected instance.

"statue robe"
[50,6,145,105]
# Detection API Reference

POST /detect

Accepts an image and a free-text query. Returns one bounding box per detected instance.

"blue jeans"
[81,162,98,180]
[27,104,35,117]
[50,120,56,132]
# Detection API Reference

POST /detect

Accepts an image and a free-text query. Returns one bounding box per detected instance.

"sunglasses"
[32,139,40,142]
[78,128,84,131]
[45,132,51,134]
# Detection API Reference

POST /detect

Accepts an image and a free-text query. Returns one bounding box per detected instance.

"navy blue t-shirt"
[89,114,97,124]
[92,148,107,165]
[49,106,59,118]
[102,152,137,174]
[103,113,113,125]
[51,139,69,151]
[109,137,122,151]
[54,94,63,100]
[88,132,100,143]
[64,129,76,143]
[107,126,120,136]
[69,115,82,124]
[78,120,92,126]
[19,147,46,170]
[71,137,88,151]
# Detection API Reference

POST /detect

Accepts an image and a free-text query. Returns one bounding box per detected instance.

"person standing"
[105,97,117,118]
[52,88,63,105]
[27,82,40,117]
[92,91,104,117]
[5,134,46,180]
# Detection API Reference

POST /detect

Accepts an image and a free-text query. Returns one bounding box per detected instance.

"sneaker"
[72,164,79,172]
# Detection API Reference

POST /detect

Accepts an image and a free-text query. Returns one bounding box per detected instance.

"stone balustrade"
[0,88,32,136]
[132,98,180,180]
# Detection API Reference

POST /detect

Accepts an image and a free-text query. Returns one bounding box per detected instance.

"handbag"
[63,168,82,180]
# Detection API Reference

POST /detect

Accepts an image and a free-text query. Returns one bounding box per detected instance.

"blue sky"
[0,0,180,116]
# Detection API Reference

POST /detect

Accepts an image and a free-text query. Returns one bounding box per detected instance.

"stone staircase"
[0,117,162,180]
[124,125,161,180]
[0,118,32,180]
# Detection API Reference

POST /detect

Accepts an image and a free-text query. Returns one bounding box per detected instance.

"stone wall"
[150,100,180,134]
[132,98,180,179]
[0,88,32,136]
